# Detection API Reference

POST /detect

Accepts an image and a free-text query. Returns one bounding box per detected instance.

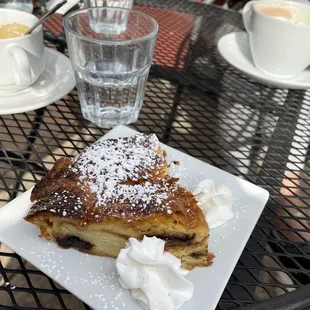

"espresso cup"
[243,0,310,78]
[0,9,45,93]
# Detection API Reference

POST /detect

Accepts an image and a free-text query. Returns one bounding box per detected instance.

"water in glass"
[74,60,149,128]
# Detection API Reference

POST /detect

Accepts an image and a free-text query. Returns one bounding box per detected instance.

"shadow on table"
[0,244,86,309]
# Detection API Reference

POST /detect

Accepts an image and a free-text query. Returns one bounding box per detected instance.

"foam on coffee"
[259,6,294,20]
[0,23,29,39]
[257,4,310,25]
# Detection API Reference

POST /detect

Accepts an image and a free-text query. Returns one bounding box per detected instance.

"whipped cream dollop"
[193,179,234,229]
[116,236,194,310]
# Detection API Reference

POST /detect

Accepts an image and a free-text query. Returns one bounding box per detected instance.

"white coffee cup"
[243,0,310,78]
[0,9,45,93]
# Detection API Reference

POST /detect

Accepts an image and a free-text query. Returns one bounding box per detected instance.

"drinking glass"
[64,8,157,128]
[83,0,133,35]
[83,0,133,9]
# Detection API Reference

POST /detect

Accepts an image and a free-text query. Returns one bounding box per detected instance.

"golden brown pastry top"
[26,134,205,228]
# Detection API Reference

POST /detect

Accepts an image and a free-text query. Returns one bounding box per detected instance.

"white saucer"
[0,47,75,115]
[218,32,310,89]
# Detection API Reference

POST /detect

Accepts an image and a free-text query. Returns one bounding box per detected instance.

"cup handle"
[8,45,31,89]
[242,0,255,33]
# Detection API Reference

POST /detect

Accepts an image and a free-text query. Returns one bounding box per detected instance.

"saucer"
[217,32,310,89]
[0,47,75,115]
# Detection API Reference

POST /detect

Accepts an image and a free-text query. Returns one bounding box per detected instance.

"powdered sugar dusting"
[27,189,85,218]
[115,182,168,205]
[28,134,180,220]
[71,134,170,207]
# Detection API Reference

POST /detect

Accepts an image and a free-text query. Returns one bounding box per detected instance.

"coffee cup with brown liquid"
[0,9,45,93]
[243,0,310,78]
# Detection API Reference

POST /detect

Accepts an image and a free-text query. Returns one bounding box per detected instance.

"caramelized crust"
[25,134,211,269]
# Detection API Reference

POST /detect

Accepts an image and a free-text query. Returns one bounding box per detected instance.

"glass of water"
[64,8,158,128]
[83,0,133,9]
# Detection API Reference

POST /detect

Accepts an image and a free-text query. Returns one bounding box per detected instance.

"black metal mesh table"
[1,1,310,309]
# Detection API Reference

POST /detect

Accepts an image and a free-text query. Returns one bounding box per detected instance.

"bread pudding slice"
[25,134,211,270]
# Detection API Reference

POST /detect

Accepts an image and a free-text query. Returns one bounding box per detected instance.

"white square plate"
[0,125,269,310]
